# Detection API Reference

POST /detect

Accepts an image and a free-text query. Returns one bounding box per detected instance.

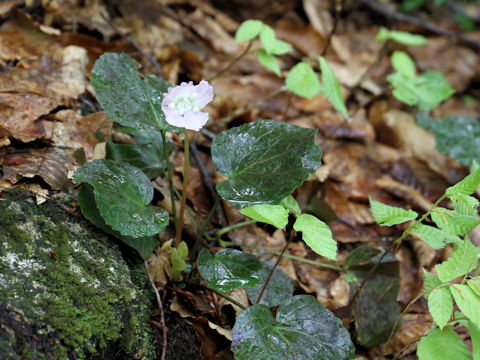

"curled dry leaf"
[147,239,174,287]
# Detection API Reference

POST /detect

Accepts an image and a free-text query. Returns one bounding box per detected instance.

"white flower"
[162,80,214,131]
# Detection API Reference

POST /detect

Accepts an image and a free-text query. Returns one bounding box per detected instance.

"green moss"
[0,191,158,359]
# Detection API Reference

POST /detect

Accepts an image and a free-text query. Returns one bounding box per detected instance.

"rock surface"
[0,190,157,359]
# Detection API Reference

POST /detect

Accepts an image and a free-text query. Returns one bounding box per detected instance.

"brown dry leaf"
[218,287,248,316]
[2,147,74,192]
[42,0,114,39]
[376,175,433,212]
[302,0,332,38]
[192,317,232,360]
[0,45,88,142]
[275,17,325,55]
[0,1,20,17]
[0,181,49,204]
[171,293,195,318]
[0,10,58,63]
[147,239,174,287]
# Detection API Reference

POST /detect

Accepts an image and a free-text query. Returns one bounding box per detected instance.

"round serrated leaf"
[74,159,169,237]
[294,214,337,260]
[231,295,355,360]
[245,262,293,307]
[91,53,178,132]
[197,249,262,292]
[286,63,321,99]
[417,326,472,360]
[212,120,322,208]
[240,204,289,229]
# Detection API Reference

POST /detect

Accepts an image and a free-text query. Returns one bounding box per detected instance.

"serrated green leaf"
[431,208,479,235]
[231,295,355,360]
[280,195,301,215]
[235,19,263,43]
[245,262,293,307]
[469,279,480,297]
[77,184,157,259]
[446,168,480,196]
[410,224,461,249]
[451,285,480,329]
[293,214,337,260]
[91,53,178,132]
[423,269,442,298]
[172,241,188,281]
[417,326,472,360]
[74,159,169,238]
[257,49,280,76]
[240,204,289,229]
[436,240,478,282]
[415,71,455,111]
[369,197,418,226]
[285,62,321,99]
[376,27,428,46]
[451,194,479,216]
[197,249,261,292]
[259,25,276,54]
[389,73,418,105]
[345,246,382,268]
[212,120,322,207]
[268,39,292,55]
[319,56,349,119]
[349,258,400,346]
[391,51,416,78]
[468,320,480,360]
[428,287,453,329]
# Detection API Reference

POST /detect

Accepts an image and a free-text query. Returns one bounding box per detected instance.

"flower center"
[168,94,200,115]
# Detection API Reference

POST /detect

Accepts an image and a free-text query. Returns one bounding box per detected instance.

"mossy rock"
[0,190,157,359]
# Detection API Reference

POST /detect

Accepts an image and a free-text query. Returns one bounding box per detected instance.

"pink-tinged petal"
[182,111,209,131]
[194,80,214,108]
[164,81,195,105]
[163,107,187,128]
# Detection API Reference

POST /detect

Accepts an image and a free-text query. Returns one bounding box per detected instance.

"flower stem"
[205,285,247,310]
[175,129,190,247]
[161,131,177,230]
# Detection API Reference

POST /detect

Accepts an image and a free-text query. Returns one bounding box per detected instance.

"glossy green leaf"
[369,197,418,226]
[197,249,261,292]
[423,269,442,298]
[285,63,321,99]
[91,53,178,132]
[280,195,301,215]
[428,287,453,329]
[410,224,461,249]
[172,241,188,281]
[319,56,349,119]
[106,135,172,179]
[349,256,400,346]
[77,184,157,259]
[391,51,416,78]
[417,326,472,360]
[240,204,289,229]
[376,27,428,46]
[417,114,480,167]
[231,295,355,360]
[245,262,293,307]
[345,246,381,268]
[431,209,479,235]
[445,167,480,196]
[436,239,478,282]
[212,120,322,207]
[451,285,480,328]
[257,49,280,76]
[74,159,169,237]
[293,214,337,260]
[235,19,263,43]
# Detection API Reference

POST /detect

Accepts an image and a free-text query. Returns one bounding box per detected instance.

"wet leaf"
[231,295,355,360]
[349,255,400,347]
[77,184,157,259]
[245,262,293,307]
[345,246,381,268]
[91,53,178,132]
[74,159,169,237]
[197,249,262,292]
[212,120,322,208]
[417,114,480,167]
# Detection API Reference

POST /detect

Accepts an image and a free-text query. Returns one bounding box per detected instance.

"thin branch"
[359,0,480,50]
[207,40,253,82]
[321,0,342,56]
[144,260,167,360]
